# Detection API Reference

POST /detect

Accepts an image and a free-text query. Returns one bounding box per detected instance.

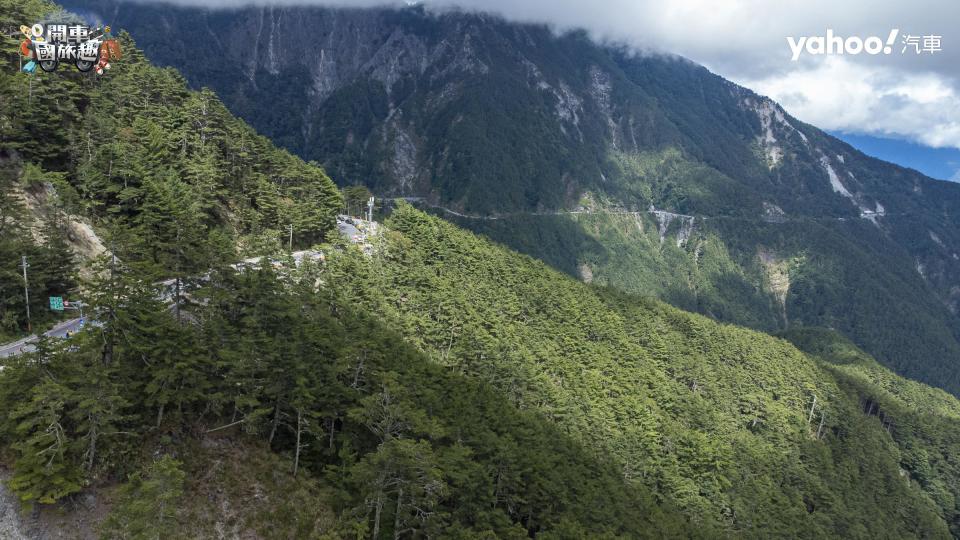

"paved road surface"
[0,317,86,359]
[337,218,361,241]
[0,249,328,360]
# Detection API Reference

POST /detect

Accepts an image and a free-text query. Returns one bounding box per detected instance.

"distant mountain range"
[73,0,960,397]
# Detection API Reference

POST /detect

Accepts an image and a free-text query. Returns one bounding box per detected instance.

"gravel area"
[0,470,27,540]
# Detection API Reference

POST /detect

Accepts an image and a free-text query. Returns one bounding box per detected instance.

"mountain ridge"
[72,0,960,395]
[6,1,960,536]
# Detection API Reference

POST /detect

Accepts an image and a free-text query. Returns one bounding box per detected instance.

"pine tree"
[64,338,132,475]
[100,455,185,539]
[0,161,29,336]
[8,378,83,510]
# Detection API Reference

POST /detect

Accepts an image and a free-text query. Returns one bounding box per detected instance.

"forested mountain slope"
[0,2,692,536]
[321,204,960,537]
[73,0,960,398]
[1,0,343,347]
[2,0,343,287]
[5,1,960,538]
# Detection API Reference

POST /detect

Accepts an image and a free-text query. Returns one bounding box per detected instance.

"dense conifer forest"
[4,0,960,538]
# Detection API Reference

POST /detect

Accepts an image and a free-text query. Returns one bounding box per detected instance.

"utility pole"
[20,255,31,333]
[65,300,85,320]
[367,196,374,222]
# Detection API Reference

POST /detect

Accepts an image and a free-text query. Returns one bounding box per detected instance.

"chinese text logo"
[787,30,942,61]
[18,21,121,74]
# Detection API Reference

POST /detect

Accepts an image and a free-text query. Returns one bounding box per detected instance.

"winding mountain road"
[0,217,371,361]
[0,317,87,359]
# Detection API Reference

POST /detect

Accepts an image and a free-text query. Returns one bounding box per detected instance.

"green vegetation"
[0,0,341,341]
[784,327,960,535]
[449,209,781,332]
[88,0,960,399]
[4,1,960,538]
[455,193,960,396]
[100,455,185,538]
[0,246,693,537]
[0,160,78,341]
[7,202,960,537]
[0,0,342,264]
[324,205,960,537]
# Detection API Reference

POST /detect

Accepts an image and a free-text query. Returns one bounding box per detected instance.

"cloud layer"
[125,0,958,149]
[742,56,960,150]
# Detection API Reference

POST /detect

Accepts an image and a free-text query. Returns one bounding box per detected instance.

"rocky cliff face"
[72,3,687,210]
[77,3,950,215]
[72,0,960,395]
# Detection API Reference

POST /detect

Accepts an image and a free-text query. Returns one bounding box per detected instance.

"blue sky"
[831,132,960,182]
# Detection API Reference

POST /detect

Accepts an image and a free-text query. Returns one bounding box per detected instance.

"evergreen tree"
[7,378,83,510]
[100,456,185,539]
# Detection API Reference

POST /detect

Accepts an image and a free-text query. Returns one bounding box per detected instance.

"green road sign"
[49,296,63,311]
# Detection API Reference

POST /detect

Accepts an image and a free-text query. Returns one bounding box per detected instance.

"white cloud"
[739,56,960,149]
